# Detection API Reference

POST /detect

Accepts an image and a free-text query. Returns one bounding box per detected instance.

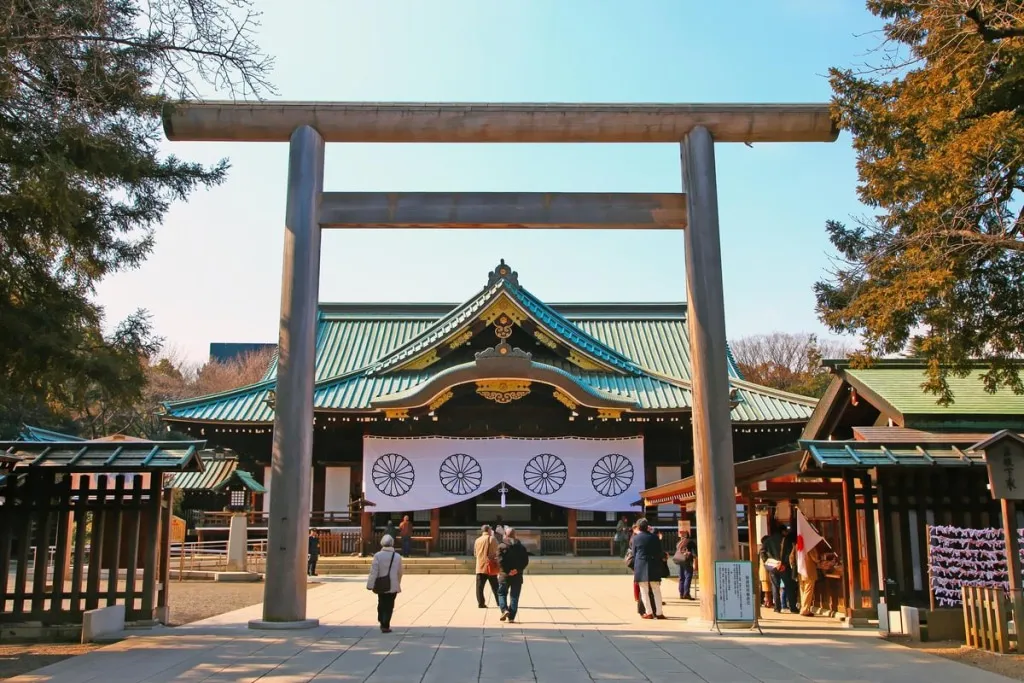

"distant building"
[208,342,276,364]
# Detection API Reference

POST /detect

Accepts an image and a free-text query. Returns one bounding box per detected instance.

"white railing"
[169,539,267,578]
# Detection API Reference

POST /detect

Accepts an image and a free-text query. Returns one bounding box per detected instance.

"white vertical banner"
[656,466,682,515]
[362,436,644,513]
[324,466,351,516]
[263,465,314,513]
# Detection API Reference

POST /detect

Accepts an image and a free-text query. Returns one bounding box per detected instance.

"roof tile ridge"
[162,377,277,410]
[729,377,818,406]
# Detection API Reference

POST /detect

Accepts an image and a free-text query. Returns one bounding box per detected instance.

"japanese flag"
[796,509,824,579]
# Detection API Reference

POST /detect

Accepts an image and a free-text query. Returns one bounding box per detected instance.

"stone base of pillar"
[248,618,320,630]
[214,571,261,582]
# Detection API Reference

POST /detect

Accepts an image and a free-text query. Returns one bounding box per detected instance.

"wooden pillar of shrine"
[430,508,440,553]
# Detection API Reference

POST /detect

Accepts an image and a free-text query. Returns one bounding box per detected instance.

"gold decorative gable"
[568,350,604,372]
[448,329,473,349]
[479,297,526,326]
[399,348,439,371]
[534,330,557,349]
[552,389,577,410]
[476,380,531,404]
[428,390,454,411]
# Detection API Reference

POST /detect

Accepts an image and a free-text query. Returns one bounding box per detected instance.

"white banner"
[362,436,644,513]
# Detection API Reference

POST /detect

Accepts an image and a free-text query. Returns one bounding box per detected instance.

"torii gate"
[163,102,838,626]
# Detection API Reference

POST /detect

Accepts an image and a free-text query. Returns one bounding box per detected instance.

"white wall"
[656,466,682,516]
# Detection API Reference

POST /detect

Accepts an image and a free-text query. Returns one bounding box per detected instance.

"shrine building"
[161,261,815,553]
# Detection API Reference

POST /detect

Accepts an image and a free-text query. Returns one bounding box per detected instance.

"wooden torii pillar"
[163,102,838,626]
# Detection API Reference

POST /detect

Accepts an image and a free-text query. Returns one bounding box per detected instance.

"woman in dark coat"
[629,519,666,619]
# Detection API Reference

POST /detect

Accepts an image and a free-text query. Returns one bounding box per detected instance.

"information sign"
[713,560,756,622]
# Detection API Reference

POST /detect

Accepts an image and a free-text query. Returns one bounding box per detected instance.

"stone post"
[226,513,248,572]
[681,125,740,623]
[251,125,324,629]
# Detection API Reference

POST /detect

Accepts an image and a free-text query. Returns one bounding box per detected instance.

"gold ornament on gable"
[480,297,526,326]
[448,329,473,349]
[552,389,577,411]
[568,350,604,372]
[399,349,440,371]
[428,390,454,412]
[534,330,558,349]
[475,380,531,404]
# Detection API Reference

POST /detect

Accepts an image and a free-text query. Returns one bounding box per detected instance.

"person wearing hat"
[366,534,403,633]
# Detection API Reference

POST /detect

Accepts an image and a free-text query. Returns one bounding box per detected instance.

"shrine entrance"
[163,101,838,626]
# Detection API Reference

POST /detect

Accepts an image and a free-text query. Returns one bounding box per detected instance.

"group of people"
[383,515,415,557]
[364,518,530,633]
[622,517,698,620]
[758,523,823,617]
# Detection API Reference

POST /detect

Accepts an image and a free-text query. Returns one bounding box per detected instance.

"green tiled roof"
[845,366,1024,416]
[212,469,266,493]
[1,440,206,471]
[19,425,84,442]
[169,453,238,489]
[801,439,984,468]
[164,264,816,425]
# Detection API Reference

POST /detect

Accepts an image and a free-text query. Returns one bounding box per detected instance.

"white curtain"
[362,436,644,513]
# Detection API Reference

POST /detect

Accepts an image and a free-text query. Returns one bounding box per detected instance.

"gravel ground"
[895,639,1023,681]
[166,580,324,626]
[0,581,324,679]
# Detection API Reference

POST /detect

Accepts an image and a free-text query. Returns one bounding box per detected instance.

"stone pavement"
[9,575,1016,683]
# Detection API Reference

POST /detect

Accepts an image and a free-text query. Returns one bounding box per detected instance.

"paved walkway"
[10,576,1015,683]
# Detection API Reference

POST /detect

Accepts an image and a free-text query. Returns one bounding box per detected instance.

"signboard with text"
[984,438,1024,501]
[713,560,756,622]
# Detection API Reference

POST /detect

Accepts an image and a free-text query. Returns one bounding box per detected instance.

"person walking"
[614,516,630,557]
[674,531,697,600]
[307,528,320,577]
[398,515,413,557]
[366,534,403,633]
[385,518,396,540]
[474,524,500,608]
[497,527,529,623]
[630,518,666,620]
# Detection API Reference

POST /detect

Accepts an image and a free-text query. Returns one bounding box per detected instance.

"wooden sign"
[974,431,1024,501]
[713,560,756,622]
[170,515,187,544]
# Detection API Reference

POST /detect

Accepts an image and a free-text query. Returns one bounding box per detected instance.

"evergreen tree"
[0,0,273,428]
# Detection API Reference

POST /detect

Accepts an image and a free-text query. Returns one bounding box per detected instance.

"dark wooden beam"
[163,102,839,144]
[318,192,687,230]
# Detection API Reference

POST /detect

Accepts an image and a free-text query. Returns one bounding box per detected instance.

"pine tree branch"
[965,5,1024,41]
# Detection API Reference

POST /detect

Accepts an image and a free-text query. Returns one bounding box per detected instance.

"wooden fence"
[0,471,171,625]
[962,586,1019,654]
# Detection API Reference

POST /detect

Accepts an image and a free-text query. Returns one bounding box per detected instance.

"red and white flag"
[796,509,824,579]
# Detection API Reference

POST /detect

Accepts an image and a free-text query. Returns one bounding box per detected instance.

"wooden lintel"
[163,102,838,144]
[318,192,687,230]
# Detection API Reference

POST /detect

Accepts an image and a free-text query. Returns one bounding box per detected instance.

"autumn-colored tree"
[730,333,853,398]
[818,1,1024,403]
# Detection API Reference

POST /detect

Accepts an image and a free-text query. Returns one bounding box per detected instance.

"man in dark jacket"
[630,519,666,619]
[760,524,798,613]
[496,527,530,623]
[307,528,320,576]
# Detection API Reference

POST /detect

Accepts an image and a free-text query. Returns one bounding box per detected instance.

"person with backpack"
[366,534,403,633]
[674,531,697,600]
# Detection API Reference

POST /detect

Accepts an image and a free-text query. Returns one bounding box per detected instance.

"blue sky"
[96,0,883,362]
